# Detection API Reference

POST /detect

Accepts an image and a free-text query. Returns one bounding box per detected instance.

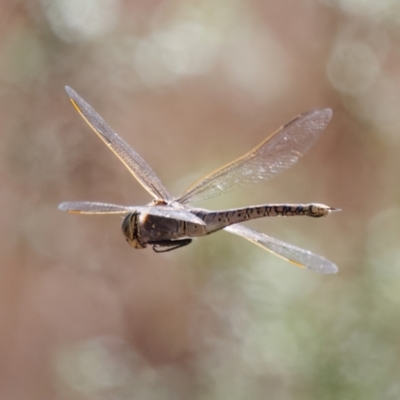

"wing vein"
[177,109,332,204]
[224,224,338,274]
[65,86,171,201]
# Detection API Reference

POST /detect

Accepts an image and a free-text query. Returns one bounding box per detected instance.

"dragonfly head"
[121,212,146,249]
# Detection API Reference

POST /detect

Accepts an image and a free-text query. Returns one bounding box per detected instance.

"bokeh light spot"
[41,0,119,42]
[327,40,380,95]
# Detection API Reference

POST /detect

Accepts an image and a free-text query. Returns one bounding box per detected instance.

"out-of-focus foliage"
[1,0,400,399]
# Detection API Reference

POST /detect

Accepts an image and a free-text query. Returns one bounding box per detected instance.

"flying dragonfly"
[59,86,339,274]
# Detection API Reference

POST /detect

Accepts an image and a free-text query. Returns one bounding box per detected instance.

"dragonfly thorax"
[121,212,146,249]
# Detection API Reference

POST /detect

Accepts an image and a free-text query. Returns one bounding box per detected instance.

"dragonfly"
[59,86,339,274]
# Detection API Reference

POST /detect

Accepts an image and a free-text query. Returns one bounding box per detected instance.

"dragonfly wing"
[65,86,171,202]
[144,206,206,226]
[177,109,332,204]
[224,224,338,274]
[59,201,138,214]
[58,201,206,225]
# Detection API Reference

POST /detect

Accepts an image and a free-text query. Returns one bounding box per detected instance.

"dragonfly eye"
[121,213,137,241]
[121,212,146,249]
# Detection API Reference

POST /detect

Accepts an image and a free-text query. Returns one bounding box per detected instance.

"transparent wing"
[59,201,138,214]
[59,201,206,225]
[224,224,338,274]
[65,86,171,201]
[140,206,206,225]
[177,109,332,204]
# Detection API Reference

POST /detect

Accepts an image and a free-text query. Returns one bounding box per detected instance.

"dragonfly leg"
[151,239,192,253]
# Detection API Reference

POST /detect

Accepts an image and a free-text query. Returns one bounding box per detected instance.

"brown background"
[1,0,400,399]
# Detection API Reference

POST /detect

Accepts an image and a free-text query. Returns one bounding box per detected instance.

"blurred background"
[1,0,400,399]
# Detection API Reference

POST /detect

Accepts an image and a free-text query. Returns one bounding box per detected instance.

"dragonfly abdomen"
[190,203,336,234]
[245,203,336,218]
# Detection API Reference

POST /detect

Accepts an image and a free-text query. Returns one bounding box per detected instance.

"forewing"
[177,109,332,204]
[58,201,139,214]
[224,224,338,274]
[65,86,171,201]
[143,206,206,226]
[58,202,206,225]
